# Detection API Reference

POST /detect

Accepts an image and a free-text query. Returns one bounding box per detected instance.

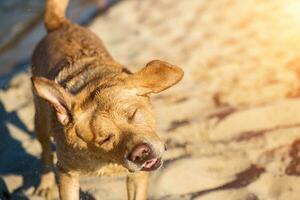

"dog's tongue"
[142,158,161,171]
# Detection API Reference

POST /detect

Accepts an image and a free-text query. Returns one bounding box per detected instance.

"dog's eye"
[102,134,113,144]
[128,108,138,122]
[95,133,114,146]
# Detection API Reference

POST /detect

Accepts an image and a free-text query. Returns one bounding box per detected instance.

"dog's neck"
[54,56,131,95]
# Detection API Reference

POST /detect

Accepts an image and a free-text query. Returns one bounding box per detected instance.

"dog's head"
[31,60,183,172]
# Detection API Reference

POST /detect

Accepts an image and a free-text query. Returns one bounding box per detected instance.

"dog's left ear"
[31,76,74,125]
[128,60,184,95]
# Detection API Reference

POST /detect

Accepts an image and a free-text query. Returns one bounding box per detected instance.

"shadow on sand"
[0,94,99,200]
[0,101,40,199]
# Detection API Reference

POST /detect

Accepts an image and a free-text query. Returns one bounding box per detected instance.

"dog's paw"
[33,184,58,200]
[33,172,58,199]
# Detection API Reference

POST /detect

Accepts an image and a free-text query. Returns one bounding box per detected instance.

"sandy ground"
[3,0,300,199]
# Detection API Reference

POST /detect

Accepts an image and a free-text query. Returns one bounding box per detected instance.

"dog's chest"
[74,158,129,177]
[57,145,128,176]
[87,162,128,176]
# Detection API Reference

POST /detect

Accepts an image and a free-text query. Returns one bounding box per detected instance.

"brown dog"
[31,0,183,199]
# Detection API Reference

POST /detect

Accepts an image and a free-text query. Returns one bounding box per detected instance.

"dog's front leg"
[58,167,79,200]
[127,171,149,200]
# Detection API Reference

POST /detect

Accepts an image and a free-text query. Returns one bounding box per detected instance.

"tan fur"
[31,0,183,199]
[44,0,69,31]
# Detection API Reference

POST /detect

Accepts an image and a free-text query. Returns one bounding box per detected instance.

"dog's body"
[31,0,183,199]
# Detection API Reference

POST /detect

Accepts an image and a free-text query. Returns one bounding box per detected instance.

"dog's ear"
[31,76,74,125]
[128,60,184,95]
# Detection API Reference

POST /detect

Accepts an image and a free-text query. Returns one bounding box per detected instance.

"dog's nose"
[128,143,152,164]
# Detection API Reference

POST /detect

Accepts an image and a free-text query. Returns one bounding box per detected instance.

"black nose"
[128,143,153,164]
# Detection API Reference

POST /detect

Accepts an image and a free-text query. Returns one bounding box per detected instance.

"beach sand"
[2,0,300,199]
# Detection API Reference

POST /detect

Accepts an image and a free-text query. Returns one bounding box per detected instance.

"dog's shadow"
[0,101,97,199]
[0,101,40,199]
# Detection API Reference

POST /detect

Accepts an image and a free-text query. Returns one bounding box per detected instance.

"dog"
[31,0,183,199]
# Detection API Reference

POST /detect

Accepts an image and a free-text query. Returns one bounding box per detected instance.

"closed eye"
[128,108,138,122]
[96,133,114,146]
[102,134,113,144]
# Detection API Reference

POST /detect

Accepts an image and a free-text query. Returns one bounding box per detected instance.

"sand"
[2,0,300,199]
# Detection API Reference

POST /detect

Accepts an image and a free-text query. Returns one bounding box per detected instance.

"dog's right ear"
[31,76,74,125]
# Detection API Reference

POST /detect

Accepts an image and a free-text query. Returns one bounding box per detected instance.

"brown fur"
[31,0,184,199]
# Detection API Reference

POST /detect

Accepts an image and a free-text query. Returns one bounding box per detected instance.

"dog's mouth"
[124,142,165,172]
[124,157,163,172]
[141,158,162,171]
